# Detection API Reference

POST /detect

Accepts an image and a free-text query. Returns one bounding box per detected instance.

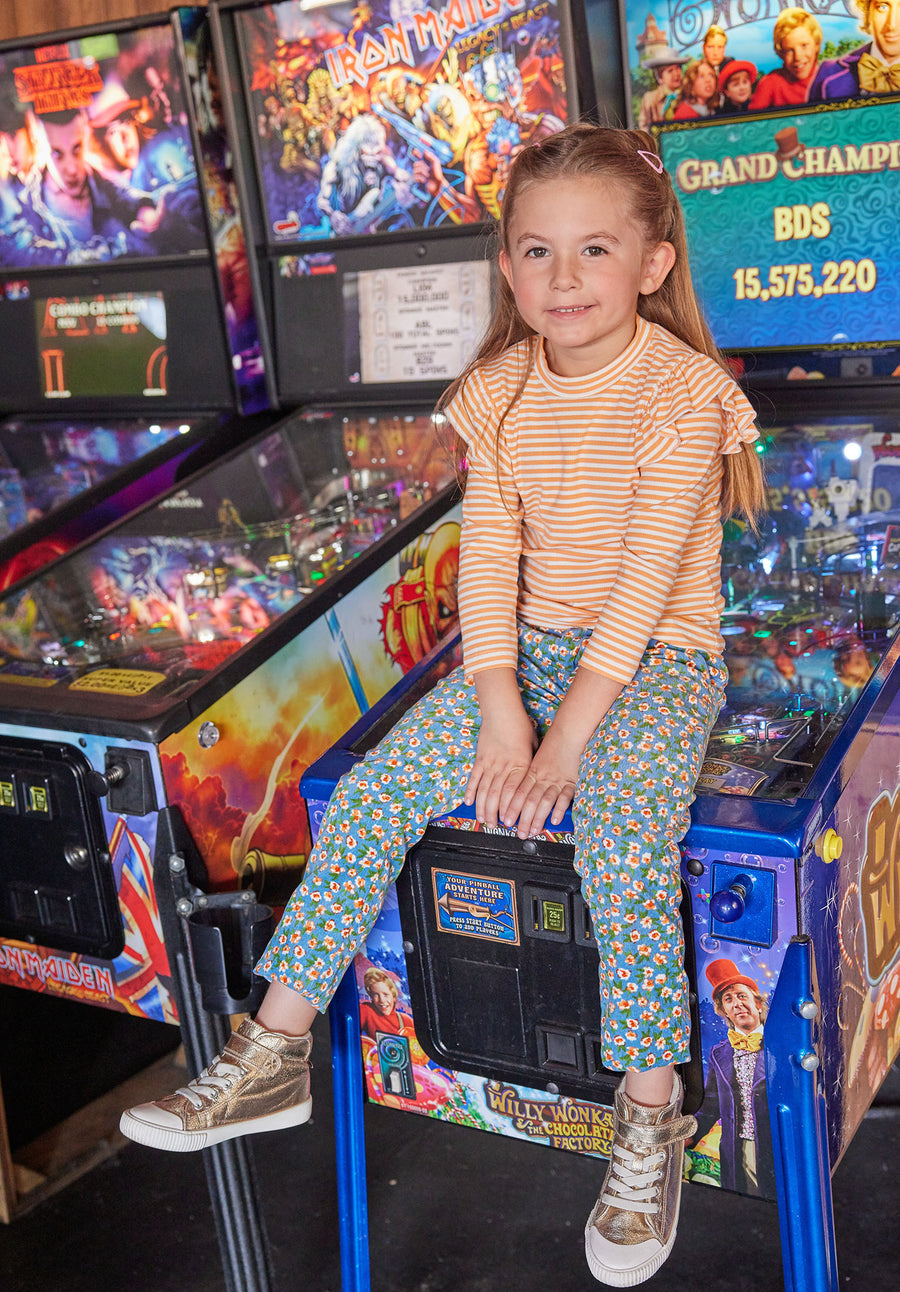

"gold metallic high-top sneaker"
[584,1073,696,1287]
[120,1018,312,1153]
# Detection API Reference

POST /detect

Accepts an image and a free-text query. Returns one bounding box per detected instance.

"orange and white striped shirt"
[446,316,758,686]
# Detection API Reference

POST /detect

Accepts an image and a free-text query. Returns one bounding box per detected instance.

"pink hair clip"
[637,150,664,174]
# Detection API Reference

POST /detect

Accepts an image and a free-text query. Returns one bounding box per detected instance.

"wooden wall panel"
[0,2,208,45]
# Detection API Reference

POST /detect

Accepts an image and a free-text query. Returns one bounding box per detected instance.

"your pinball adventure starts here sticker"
[432,869,519,945]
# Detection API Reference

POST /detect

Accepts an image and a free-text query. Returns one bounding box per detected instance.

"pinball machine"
[291,81,900,1292]
[0,10,274,592]
[0,399,461,1009]
[295,388,900,1284]
[0,396,463,1257]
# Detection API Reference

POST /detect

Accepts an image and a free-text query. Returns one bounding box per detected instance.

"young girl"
[121,123,764,1287]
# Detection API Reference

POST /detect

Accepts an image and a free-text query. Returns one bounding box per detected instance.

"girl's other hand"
[503,731,581,839]
[464,709,537,829]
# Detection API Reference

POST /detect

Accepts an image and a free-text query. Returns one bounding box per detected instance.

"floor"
[2,994,899,1292]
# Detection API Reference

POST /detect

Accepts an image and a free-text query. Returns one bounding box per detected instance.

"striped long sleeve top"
[445,316,759,687]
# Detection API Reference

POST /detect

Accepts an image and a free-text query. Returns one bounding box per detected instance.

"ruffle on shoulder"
[718,382,760,456]
[634,363,694,462]
[636,358,759,461]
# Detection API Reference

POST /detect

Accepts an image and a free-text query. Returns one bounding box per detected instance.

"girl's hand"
[503,729,582,839]
[464,709,537,828]
[501,665,624,837]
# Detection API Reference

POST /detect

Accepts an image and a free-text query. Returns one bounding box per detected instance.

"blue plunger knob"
[710,873,754,923]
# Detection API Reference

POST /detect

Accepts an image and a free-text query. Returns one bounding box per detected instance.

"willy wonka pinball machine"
[292,88,900,1292]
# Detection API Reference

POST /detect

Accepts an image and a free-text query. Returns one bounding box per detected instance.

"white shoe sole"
[583,1184,681,1286]
[119,1097,312,1153]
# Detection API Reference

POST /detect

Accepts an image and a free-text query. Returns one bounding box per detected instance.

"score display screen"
[343,259,490,385]
[657,97,900,353]
[36,292,168,400]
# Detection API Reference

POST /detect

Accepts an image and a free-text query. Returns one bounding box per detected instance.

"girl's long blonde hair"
[438,122,764,524]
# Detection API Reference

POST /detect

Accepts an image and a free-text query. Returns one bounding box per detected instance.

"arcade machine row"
[0,9,275,593]
[0,0,591,1044]
[298,97,900,1291]
[0,0,592,1278]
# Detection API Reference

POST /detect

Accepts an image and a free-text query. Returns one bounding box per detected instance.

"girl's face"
[499,176,674,377]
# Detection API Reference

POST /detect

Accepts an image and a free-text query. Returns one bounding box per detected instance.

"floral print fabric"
[256,625,726,1071]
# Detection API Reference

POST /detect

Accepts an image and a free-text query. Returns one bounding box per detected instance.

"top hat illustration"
[774,125,804,162]
[705,958,760,999]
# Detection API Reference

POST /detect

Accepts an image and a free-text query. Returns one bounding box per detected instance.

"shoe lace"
[601,1143,666,1216]
[175,1055,244,1110]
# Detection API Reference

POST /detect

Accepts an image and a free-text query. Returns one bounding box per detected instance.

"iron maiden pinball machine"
[291,95,900,1292]
[0,0,588,1283]
[0,10,274,595]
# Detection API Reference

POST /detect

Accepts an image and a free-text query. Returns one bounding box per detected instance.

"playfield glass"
[337,406,900,803]
[0,405,453,713]
[706,411,900,799]
[0,418,189,539]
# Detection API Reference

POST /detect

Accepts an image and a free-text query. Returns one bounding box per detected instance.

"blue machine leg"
[765,935,839,1292]
[330,966,372,1292]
